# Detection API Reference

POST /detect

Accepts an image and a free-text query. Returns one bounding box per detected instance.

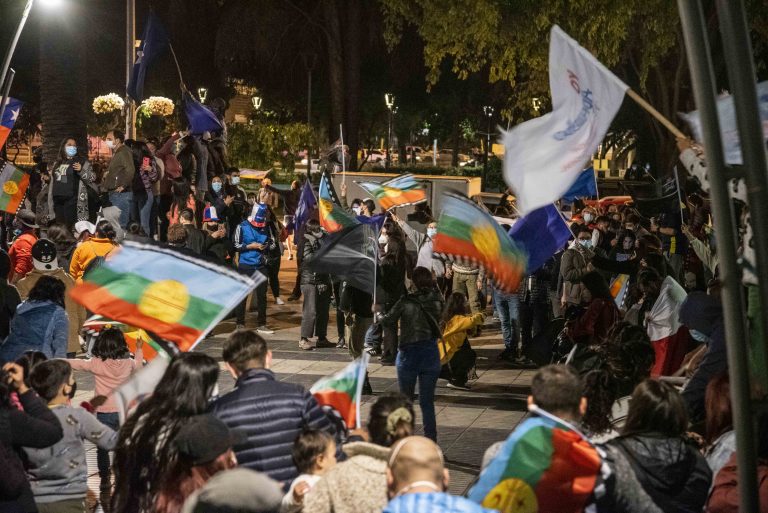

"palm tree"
[38,5,88,168]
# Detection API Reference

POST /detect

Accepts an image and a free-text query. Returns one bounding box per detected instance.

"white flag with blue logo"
[503,25,628,214]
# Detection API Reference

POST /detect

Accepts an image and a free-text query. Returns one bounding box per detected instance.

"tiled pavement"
[72,258,534,511]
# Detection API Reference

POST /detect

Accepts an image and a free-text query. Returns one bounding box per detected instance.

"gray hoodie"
[24,405,117,503]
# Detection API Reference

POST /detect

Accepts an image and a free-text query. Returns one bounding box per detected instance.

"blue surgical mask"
[211,182,222,193]
[579,239,592,249]
[427,227,437,238]
[231,177,240,185]
[689,329,710,343]
[65,146,77,158]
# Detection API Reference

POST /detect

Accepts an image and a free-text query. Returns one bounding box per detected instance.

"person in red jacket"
[8,210,39,284]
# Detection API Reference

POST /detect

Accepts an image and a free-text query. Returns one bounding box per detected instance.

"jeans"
[96,412,119,485]
[397,340,441,441]
[300,283,331,339]
[108,191,133,229]
[139,189,154,236]
[236,266,269,326]
[494,289,519,351]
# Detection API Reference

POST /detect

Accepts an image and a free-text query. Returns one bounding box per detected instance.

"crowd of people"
[0,123,766,513]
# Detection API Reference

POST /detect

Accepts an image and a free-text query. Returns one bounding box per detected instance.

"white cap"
[74,221,96,238]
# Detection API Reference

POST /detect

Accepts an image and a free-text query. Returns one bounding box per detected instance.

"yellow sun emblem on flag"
[483,478,537,513]
[3,181,18,196]
[138,280,190,324]
[470,224,501,260]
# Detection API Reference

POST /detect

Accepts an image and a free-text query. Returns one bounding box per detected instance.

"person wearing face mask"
[233,203,275,334]
[224,168,248,235]
[384,436,495,513]
[24,360,118,513]
[102,129,136,229]
[48,137,96,228]
[391,214,446,295]
[580,207,597,228]
[678,292,727,424]
[204,175,234,232]
[560,226,593,308]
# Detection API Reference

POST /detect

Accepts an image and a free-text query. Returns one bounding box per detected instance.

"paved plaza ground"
[71,257,534,510]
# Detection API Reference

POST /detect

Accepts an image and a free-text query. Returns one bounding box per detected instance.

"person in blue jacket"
[233,203,275,334]
[0,276,68,362]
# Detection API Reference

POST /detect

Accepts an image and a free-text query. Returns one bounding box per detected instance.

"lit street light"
[385,93,395,171]
[0,0,61,122]
[251,96,262,110]
[197,87,208,104]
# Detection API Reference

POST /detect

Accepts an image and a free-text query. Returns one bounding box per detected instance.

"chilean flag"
[646,276,689,376]
[0,98,23,150]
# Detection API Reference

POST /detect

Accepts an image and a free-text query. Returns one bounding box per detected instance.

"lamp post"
[482,105,494,188]
[251,96,262,111]
[385,93,395,171]
[0,0,59,123]
[125,0,136,138]
[197,87,208,104]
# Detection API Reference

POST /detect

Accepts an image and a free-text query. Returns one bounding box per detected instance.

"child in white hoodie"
[282,429,337,513]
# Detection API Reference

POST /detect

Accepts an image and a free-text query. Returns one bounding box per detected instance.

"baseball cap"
[181,468,283,513]
[74,221,96,238]
[32,239,58,271]
[173,414,245,466]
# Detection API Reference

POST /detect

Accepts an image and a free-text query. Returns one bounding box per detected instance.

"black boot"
[362,373,373,395]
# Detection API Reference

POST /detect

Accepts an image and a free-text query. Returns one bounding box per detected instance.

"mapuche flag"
[310,354,370,428]
[70,242,263,351]
[503,25,628,214]
[467,415,603,513]
[356,173,426,212]
[0,161,30,213]
[0,98,23,150]
[319,172,358,233]
[433,192,526,293]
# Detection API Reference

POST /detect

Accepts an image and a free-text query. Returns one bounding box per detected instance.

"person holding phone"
[48,138,96,229]
[128,141,159,237]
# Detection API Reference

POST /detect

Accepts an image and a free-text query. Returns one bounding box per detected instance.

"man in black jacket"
[212,330,336,487]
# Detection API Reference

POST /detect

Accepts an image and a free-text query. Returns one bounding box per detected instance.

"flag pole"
[168,43,187,90]
[672,165,685,223]
[626,89,686,139]
[340,124,346,185]
[592,167,600,203]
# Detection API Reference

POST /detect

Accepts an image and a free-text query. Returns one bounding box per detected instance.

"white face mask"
[378,234,389,245]
[583,213,594,223]
[352,206,362,216]
[106,140,115,150]
[427,227,437,238]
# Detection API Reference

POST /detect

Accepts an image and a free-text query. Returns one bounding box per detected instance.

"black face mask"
[66,381,77,400]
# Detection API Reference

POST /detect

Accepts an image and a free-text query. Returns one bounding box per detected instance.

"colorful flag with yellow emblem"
[433,192,526,293]
[356,174,427,211]
[70,242,263,352]
[319,172,358,233]
[467,415,603,513]
[82,315,164,361]
[0,162,29,213]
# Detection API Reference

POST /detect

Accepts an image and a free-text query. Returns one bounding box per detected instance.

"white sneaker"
[299,338,315,351]
[275,297,285,305]
[256,326,275,335]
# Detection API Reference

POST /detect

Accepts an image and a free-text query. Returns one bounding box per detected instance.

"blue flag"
[293,180,317,232]
[561,167,598,201]
[509,204,571,274]
[126,12,169,102]
[356,213,386,233]
[183,91,223,135]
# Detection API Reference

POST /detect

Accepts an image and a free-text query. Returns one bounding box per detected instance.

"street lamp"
[385,93,395,171]
[532,97,542,115]
[197,87,208,104]
[482,106,494,188]
[251,96,262,110]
